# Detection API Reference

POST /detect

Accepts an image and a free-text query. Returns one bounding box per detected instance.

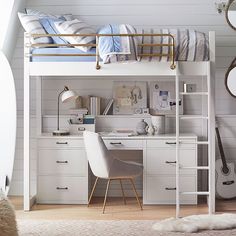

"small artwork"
[150,81,183,115]
[113,81,147,115]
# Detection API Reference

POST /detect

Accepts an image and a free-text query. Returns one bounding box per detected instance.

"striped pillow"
[54,19,96,52]
[18,12,53,44]
[25,8,74,21]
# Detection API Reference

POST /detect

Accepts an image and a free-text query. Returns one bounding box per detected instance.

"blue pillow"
[39,18,68,44]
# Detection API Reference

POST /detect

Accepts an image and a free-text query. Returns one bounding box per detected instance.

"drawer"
[147,139,196,149]
[145,149,196,175]
[38,138,84,148]
[144,175,197,204]
[38,149,88,176]
[103,139,143,150]
[37,176,88,204]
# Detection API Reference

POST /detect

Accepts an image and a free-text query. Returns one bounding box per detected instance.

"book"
[102,99,114,115]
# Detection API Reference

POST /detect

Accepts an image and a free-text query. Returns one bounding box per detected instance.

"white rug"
[153,214,236,233]
[17,219,236,236]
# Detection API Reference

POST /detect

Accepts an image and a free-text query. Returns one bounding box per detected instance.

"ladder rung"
[180,191,209,195]
[180,166,209,170]
[180,92,208,96]
[180,141,209,145]
[179,116,208,120]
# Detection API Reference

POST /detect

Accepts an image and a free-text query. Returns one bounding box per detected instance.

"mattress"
[31,47,98,62]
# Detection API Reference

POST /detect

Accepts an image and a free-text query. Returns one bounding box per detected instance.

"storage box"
[69,124,95,135]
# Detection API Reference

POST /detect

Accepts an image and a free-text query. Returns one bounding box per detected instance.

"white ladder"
[175,62,214,218]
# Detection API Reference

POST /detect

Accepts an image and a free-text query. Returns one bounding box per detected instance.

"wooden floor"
[10,197,236,221]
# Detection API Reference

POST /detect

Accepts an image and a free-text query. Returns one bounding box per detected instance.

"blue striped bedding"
[31,47,98,62]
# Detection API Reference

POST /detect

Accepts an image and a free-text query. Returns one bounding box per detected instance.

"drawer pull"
[56,187,68,190]
[110,142,122,145]
[56,161,68,164]
[165,142,176,145]
[165,161,177,164]
[56,142,68,145]
[165,187,176,191]
[78,127,86,131]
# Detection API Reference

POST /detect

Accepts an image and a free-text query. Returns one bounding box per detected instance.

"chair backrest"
[83,131,114,178]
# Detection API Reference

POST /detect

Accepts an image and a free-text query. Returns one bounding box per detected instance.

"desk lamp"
[53,86,77,136]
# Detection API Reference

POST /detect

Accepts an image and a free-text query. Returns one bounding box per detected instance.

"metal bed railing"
[25,33,176,70]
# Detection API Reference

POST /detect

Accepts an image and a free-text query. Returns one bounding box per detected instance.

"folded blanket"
[136,28,209,62]
[98,24,138,63]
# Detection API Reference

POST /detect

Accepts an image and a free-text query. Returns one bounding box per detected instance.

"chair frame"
[88,177,143,213]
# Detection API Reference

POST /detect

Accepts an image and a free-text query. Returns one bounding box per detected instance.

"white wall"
[9,0,236,195]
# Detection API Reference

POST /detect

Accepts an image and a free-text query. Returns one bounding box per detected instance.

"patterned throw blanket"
[98,24,138,63]
[98,26,209,63]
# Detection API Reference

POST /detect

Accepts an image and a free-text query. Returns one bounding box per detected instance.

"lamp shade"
[61,90,77,103]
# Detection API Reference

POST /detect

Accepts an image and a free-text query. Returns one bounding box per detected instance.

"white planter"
[151,115,165,134]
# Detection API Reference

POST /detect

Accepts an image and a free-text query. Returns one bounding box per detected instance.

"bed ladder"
[175,61,214,218]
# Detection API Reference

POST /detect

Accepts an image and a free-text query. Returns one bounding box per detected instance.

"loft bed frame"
[23,31,216,218]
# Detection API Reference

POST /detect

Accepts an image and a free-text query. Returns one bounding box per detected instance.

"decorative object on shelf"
[226,0,236,30]
[225,57,236,97]
[102,99,114,115]
[136,119,148,135]
[53,86,77,136]
[90,96,101,115]
[113,81,147,115]
[151,115,165,134]
[146,125,155,136]
[149,81,183,115]
[183,83,197,93]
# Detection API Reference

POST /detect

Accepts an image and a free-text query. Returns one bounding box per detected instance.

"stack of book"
[90,97,100,115]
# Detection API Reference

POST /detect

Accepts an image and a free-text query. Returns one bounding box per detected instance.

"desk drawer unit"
[104,139,143,150]
[37,176,88,204]
[146,149,196,175]
[38,149,87,176]
[145,175,197,204]
[144,138,197,205]
[37,137,88,204]
[38,138,84,148]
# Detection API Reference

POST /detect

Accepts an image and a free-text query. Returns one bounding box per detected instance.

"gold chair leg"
[130,178,143,210]
[88,177,99,207]
[119,179,126,205]
[102,179,111,214]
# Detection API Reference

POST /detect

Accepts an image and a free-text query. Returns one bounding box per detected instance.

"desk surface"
[38,133,197,140]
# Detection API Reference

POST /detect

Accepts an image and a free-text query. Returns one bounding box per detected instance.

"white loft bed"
[23,31,215,217]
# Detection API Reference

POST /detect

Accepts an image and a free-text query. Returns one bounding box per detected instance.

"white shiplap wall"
[9,0,236,195]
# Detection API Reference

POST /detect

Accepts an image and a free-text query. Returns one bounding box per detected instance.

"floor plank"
[10,197,236,220]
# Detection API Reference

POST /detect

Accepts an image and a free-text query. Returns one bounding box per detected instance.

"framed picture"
[149,81,183,115]
[113,81,147,115]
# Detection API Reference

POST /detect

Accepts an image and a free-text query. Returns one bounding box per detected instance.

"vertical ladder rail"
[175,62,180,218]
[207,61,213,214]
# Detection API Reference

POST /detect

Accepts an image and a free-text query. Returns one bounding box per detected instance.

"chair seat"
[108,158,143,179]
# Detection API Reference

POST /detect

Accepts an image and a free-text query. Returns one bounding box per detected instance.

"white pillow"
[25,8,74,21]
[54,19,96,52]
[18,12,52,44]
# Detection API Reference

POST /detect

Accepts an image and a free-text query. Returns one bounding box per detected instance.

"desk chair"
[83,131,143,213]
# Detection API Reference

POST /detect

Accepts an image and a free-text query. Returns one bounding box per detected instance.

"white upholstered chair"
[83,131,143,213]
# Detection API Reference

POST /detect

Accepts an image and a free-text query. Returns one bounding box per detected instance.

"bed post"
[208,31,216,214]
[24,32,31,211]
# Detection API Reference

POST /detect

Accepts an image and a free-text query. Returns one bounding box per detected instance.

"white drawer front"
[144,176,197,204]
[145,149,196,175]
[37,176,88,204]
[147,139,196,149]
[104,139,143,150]
[38,138,84,148]
[38,149,88,176]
